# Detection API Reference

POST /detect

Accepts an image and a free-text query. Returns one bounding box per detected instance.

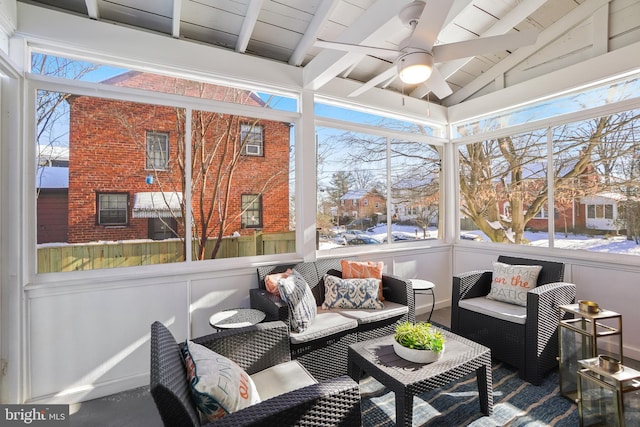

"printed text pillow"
[486,261,542,306]
[264,269,292,295]
[182,340,260,422]
[341,260,385,301]
[322,274,384,310]
[277,269,317,333]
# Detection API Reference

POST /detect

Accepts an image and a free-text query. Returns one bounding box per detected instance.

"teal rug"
[360,361,577,426]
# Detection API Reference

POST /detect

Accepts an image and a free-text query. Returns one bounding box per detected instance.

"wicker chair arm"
[205,375,361,427]
[192,321,291,375]
[527,282,576,323]
[381,273,414,322]
[250,288,290,325]
[453,270,493,301]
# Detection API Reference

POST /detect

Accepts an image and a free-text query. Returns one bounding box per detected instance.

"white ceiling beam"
[236,0,264,53]
[289,0,340,66]
[84,0,99,20]
[592,3,610,56]
[444,0,613,106]
[303,0,407,91]
[172,0,183,39]
[410,0,551,99]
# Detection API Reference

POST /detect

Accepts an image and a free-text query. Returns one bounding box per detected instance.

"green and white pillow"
[322,274,384,310]
[277,269,317,332]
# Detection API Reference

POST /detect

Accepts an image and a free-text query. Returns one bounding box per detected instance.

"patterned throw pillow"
[182,341,260,422]
[264,269,292,295]
[486,261,542,306]
[322,274,384,310]
[341,260,385,301]
[277,269,317,333]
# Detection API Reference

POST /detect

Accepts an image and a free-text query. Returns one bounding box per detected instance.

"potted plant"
[393,321,445,364]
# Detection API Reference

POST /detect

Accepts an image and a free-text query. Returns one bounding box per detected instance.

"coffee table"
[348,328,493,426]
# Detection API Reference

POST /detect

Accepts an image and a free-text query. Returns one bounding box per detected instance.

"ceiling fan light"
[398,51,433,85]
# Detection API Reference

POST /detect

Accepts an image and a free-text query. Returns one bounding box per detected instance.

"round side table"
[209,308,266,330]
[410,279,436,322]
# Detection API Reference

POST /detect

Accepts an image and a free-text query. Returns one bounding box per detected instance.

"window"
[241,123,264,156]
[587,204,614,219]
[241,194,262,228]
[97,193,128,225]
[146,131,169,170]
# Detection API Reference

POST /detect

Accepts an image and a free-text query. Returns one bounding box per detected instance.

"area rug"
[360,360,577,427]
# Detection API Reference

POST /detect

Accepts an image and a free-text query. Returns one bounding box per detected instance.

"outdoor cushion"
[341,259,385,301]
[289,311,358,345]
[182,340,261,421]
[250,360,317,401]
[321,275,384,310]
[331,301,408,324]
[459,296,527,324]
[486,261,542,306]
[278,269,317,332]
[264,268,292,295]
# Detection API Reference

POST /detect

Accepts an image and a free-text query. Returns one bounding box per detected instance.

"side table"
[209,308,265,330]
[410,279,435,322]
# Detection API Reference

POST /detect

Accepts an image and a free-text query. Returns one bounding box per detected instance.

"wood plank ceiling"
[19,0,640,106]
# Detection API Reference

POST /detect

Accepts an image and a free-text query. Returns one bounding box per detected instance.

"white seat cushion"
[458,296,527,325]
[251,360,317,401]
[289,311,357,344]
[332,301,408,324]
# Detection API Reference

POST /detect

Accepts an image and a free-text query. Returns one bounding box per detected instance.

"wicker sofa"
[250,257,414,381]
[451,255,576,385]
[150,320,361,426]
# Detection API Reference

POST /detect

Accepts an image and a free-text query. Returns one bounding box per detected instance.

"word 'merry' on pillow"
[341,260,384,301]
[486,261,542,306]
[264,269,292,295]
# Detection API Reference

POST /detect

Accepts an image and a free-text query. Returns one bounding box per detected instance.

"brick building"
[66,72,290,244]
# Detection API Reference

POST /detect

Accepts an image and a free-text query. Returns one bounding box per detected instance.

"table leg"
[476,361,494,415]
[348,359,362,382]
[396,389,413,427]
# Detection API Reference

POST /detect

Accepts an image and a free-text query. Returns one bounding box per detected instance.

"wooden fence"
[37,231,296,273]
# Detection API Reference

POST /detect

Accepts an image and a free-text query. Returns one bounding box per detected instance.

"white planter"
[393,340,444,364]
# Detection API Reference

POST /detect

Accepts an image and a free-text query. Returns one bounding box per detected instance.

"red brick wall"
[67,74,290,243]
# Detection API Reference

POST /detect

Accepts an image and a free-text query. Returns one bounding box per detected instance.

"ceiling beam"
[289,0,340,66]
[84,0,99,20]
[172,0,182,38]
[236,0,264,53]
[411,0,551,99]
[444,0,613,106]
[303,0,406,91]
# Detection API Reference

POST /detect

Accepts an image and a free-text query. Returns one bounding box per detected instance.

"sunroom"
[1,0,640,417]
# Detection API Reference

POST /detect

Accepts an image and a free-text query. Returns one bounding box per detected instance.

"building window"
[97,193,128,225]
[146,131,169,170]
[241,194,262,228]
[240,123,264,156]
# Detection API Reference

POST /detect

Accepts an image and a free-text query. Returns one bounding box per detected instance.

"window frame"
[241,194,263,228]
[240,123,264,157]
[96,192,129,226]
[146,131,169,170]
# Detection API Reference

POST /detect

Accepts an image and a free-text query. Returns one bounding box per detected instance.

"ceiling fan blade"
[349,66,398,97]
[314,39,401,60]
[432,29,538,63]
[406,0,454,50]
[415,67,452,100]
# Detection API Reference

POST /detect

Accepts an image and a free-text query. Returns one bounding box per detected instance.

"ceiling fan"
[315,0,538,99]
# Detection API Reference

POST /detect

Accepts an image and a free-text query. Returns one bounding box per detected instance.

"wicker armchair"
[451,255,576,385]
[150,320,361,426]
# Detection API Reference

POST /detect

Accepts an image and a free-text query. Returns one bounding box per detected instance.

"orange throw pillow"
[264,269,292,295]
[341,260,385,301]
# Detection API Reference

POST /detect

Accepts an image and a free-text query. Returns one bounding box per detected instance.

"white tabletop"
[410,279,435,290]
[209,308,265,328]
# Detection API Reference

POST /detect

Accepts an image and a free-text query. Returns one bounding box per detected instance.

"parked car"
[347,236,381,245]
[460,232,483,241]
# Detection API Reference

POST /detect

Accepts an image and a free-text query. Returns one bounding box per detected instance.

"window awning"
[132,192,183,218]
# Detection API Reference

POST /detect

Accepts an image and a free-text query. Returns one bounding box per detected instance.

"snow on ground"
[321,224,640,256]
